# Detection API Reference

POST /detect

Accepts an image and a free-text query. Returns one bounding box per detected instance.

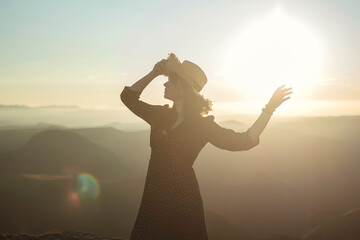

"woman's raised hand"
[267,84,293,110]
[151,59,168,77]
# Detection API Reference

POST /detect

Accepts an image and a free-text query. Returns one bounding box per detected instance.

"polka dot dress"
[120,86,259,240]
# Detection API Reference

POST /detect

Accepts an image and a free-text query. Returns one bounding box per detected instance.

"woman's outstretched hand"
[151,59,167,77]
[267,84,293,110]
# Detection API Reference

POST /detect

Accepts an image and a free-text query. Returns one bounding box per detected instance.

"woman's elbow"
[120,89,131,106]
[246,130,260,149]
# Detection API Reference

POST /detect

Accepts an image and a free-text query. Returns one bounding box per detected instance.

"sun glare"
[223,7,324,101]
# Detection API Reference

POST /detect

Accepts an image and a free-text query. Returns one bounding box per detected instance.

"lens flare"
[76,173,100,199]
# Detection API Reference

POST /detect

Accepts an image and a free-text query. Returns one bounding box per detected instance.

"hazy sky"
[1,0,359,116]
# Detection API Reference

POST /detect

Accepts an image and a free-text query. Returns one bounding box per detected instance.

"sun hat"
[165,53,207,93]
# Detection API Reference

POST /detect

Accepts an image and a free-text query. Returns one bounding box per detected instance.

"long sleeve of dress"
[204,115,260,151]
[120,86,168,126]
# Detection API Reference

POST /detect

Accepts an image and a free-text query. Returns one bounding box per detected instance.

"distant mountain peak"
[0,129,132,178]
[26,129,91,150]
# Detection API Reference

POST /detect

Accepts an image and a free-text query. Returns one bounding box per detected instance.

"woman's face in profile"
[164,74,184,101]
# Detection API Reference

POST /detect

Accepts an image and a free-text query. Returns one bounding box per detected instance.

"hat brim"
[165,57,199,93]
[168,71,199,95]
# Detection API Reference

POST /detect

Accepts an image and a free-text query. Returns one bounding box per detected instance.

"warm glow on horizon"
[223,7,324,102]
[0,1,359,119]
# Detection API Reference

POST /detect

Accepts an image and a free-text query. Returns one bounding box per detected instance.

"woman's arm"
[247,84,292,142]
[119,59,168,125]
[129,59,167,92]
[247,110,273,142]
[129,70,158,92]
[205,115,260,151]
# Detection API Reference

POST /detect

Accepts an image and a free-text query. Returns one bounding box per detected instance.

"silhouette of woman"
[120,53,292,240]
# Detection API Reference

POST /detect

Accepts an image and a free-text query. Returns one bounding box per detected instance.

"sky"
[1,0,360,117]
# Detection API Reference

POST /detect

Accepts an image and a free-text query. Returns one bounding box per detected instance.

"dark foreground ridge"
[0,231,124,240]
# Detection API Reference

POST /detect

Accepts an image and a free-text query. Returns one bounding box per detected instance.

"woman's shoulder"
[196,115,216,138]
[200,114,215,122]
[199,115,216,129]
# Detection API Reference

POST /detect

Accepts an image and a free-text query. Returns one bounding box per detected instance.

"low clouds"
[309,80,360,100]
[82,72,129,84]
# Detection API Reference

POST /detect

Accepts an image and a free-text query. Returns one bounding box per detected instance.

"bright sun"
[223,7,324,101]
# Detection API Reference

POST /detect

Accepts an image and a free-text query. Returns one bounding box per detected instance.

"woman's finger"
[281,87,292,92]
[277,84,286,90]
[282,96,291,102]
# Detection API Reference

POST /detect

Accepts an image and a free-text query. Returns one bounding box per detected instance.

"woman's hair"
[170,74,213,130]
